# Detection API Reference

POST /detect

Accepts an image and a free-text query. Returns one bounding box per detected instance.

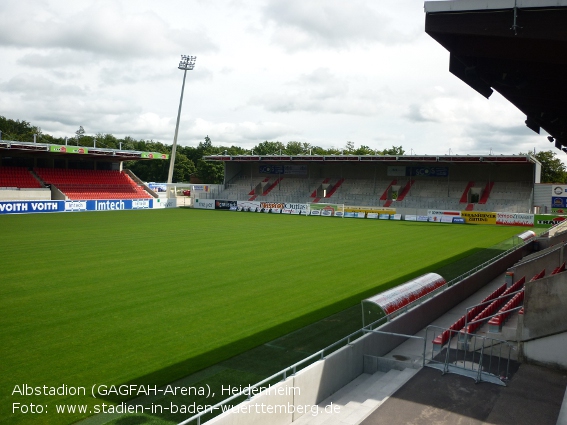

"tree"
[379,145,405,155]
[529,150,566,183]
[252,140,285,155]
[172,153,197,183]
[75,126,85,145]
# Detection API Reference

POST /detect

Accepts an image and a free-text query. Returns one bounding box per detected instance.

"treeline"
[0,116,405,184]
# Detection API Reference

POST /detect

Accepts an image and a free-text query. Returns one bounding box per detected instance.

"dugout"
[362,273,446,327]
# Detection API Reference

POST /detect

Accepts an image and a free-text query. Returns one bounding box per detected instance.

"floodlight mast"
[167,55,197,188]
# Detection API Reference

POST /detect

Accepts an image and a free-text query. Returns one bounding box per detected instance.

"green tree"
[0,116,41,141]
[172,153,197,183]
[379,145,405,155]
[530,150,566,183]
[253,140,285,155]
[354,145,375,155]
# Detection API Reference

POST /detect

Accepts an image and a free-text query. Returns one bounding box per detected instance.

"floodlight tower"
[167,55,197,187]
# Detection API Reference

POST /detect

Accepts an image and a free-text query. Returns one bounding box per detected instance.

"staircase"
[292,368,418,425]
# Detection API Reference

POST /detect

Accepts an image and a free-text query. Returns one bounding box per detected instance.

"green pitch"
[1,209,522,425]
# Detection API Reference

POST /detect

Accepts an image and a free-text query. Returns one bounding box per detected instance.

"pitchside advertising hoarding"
[0,199,154,215]
[309,203,342,217]
[427,210,535,226]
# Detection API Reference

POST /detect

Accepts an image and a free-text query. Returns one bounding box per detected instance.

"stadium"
[2,1,567,425]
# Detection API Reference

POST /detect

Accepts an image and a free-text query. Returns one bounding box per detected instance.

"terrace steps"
[292,368,418,425]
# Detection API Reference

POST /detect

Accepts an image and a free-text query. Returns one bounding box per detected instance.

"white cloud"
[262,0,417,51]
[0,0,217,59]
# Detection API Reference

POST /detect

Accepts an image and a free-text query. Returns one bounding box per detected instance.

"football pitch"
[1,208,524,425]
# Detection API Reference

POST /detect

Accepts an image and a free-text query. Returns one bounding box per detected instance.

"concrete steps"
[293,368,419,425]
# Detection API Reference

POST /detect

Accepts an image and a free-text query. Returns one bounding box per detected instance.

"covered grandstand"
[204,153,540,214]
[0,140,166,202]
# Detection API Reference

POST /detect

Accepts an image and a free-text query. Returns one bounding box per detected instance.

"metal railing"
[177,325,372,425]
[445,241,526,288]
[425,325,516,386]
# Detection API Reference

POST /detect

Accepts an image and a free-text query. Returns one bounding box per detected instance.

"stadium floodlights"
[167,55,197,187]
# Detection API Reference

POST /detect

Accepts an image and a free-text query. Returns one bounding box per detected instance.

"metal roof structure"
[0,140,169,161]
[424,0,567,150]
[204,153,538,163]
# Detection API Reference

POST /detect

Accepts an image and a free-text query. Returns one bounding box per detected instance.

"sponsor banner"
[344,212,356,218]
[405,214,417,221]
[215,200,237,210]
[552,185,567,197]
[345,206,396,214]
[428,215,455,223]
[552,208,567,214]
[460,211,497,225]
[282,203,309,214]
[194,199,215,209]
[260,202,285,210]
[0,199,154,215]
[259,165,308,175]
[496,212,534,227]
[452,217,466,224]
[387,166,406,177]
[0,201,64,214]
[417,215,429,222]
[379,214,390,220]
[90,199,152,211]
[236,201,261,212]
[411,167,448,177]
[140,152,169,159]
[49,145,88,154]
[392,214,402,220]
[153,198,176,209]
[367,213,378,219]
[311,209,321,216]
[552,197,567,208]
[534,214,567,227]
[334,211,344,217]
[310,203,341,216]
[192,185,210,193]
[148,183,167,192]
[427,210,461,217]
[65,200,87,212]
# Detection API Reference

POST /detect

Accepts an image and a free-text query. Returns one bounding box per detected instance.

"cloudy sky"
[0,0,554,155]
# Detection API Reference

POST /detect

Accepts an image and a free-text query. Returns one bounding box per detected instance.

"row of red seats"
[487,290,525,331]
[459,276,528,337]
[0,167,43,188]
[432,282,507,349]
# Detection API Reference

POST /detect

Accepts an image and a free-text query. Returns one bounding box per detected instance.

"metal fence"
[424,325,516,386]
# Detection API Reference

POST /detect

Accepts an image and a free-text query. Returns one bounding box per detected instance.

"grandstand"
[34,168,152,200]
[0,140,165,202]
[207,154,538,214]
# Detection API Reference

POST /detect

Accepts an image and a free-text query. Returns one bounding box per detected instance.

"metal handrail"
[446,241,525,288]
[178,326,369,425]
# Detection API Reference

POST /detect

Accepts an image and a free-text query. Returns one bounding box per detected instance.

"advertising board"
[0,199,154,215]
[460,211,497,224]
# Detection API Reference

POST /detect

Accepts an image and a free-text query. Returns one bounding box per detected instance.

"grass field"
[0,208,524,425]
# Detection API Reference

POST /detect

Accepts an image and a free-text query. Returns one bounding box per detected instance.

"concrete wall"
[522,272,567,340]
[510,244,562,281]
[521,333,567,370]
[0,189,51,200]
